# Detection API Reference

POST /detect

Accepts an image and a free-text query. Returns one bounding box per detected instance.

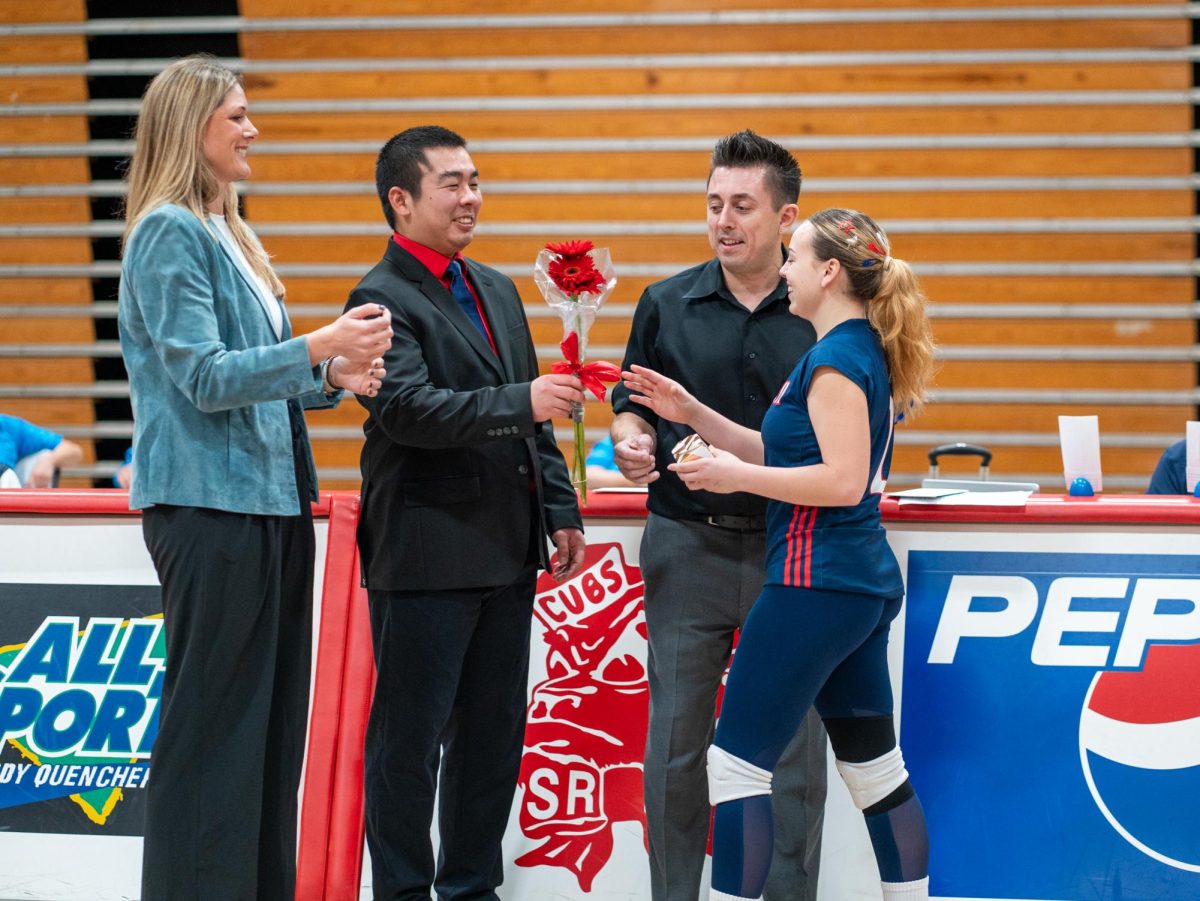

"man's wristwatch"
[319,356,338,395]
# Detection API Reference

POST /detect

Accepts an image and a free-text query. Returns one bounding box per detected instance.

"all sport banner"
[0,586,161,835]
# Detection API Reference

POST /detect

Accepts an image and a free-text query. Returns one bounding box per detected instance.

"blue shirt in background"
[1147,440,1187,494]
[0,414,62,469]
[586,435,619,472]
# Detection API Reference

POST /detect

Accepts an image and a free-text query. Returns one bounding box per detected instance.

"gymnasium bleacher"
[2,0,1197,490]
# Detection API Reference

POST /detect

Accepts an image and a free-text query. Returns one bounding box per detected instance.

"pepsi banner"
[901,548,1200,900]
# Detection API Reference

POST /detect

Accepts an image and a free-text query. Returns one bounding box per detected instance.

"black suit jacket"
[347,239,582,591]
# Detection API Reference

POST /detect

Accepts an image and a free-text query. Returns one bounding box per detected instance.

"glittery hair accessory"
[861,236,889,267]
[833,216,889,266]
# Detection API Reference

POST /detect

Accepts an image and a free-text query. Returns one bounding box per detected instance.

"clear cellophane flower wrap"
[533,241,620,503]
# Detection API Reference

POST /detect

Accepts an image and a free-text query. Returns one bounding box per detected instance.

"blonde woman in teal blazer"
[118,56,392,901]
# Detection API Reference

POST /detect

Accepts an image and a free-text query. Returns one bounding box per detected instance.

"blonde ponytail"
[807,208,936,416]
[867,256,935,415]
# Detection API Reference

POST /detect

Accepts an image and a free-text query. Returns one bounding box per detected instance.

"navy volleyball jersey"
[761,318,904,598]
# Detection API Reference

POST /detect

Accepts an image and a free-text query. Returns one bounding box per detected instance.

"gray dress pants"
[640,513,827,901]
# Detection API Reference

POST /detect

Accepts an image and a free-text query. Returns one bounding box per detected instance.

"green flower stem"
[574,417,587,504]
[570,302,587,502]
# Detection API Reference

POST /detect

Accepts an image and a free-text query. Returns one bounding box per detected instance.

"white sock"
[881,875,930,900]
[710,889,761,901]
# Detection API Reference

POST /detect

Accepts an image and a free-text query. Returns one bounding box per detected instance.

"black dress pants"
[364,568,537,901]
[139,474,314,899]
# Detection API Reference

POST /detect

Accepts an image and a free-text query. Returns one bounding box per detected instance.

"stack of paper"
[890,487,1033,507]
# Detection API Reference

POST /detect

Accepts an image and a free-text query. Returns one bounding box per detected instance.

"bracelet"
[319,356,337,395]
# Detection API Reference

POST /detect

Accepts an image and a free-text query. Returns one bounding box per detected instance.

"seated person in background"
[0,413,84,487]
[114,446,134,489]
[586,434,638,489]
[1147,439,1187,494]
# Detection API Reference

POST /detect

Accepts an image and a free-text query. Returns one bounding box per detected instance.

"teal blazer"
[119,203,337,515]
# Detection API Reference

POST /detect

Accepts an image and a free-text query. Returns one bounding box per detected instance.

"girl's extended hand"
[621,364,698,425]
[668,445,746,495]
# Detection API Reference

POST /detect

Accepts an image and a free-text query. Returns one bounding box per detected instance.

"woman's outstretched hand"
[621,364,698,426]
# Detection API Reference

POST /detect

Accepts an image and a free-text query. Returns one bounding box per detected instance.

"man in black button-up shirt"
[611,131,826,901]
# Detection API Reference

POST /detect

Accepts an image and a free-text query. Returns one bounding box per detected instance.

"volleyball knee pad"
[707,744,773,806]
[824,714,896,761]
[834,745,911,812]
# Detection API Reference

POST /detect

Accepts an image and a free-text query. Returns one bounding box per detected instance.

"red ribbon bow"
[552,331,621,401]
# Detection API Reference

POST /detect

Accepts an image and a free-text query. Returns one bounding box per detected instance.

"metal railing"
[3,5,1198,39]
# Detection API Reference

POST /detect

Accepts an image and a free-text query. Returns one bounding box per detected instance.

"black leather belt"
[703,514,766,532]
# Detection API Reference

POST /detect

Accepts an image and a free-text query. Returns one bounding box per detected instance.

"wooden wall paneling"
[111,1,1192,486]
[909,404,1195,434]
[239,0,1181,15]
[245,188,1194,223]
[0,159,92,184]
[245,148,1195,183]
[283,273,1198,309]
[0,35,86,64]
[244,106,1192,143]
[241,62,1190,102]
[0,0,95,483]
[259,232,1193,267]
[239,20,1189,60]
[0,197,95,224]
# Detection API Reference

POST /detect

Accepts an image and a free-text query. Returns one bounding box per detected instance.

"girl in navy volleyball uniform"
[763,317,903,597]
[624,208,936,901]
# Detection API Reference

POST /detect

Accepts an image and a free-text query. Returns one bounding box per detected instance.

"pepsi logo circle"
[1079,642,1200,872]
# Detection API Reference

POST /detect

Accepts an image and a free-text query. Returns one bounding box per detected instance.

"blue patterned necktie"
[445,259,488,340]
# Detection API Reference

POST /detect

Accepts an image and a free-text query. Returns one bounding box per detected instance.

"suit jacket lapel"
[465,260,518,381]
[386,241,505,379]
[210,228,282,340]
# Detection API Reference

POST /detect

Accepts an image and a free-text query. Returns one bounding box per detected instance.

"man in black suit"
[347,125,586,901]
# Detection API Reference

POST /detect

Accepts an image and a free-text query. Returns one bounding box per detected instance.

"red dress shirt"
[391,233,498,354]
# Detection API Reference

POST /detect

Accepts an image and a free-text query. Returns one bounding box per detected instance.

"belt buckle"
[705,514,763,531]
[705,514,740,530]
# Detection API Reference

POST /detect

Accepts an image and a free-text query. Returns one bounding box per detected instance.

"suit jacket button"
[487,428,496,437]
[517,464,529,475]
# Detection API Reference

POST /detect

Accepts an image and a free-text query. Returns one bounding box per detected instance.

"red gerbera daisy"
[545,240,594,259]
[548,255,606,294]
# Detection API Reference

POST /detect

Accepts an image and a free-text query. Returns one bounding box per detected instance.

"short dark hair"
[375,125,468,228]
[709,129,801,210]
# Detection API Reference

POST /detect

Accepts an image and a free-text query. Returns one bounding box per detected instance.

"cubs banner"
[901,548,1200,900]
[507,539,652,896]
[0,583,162,837]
